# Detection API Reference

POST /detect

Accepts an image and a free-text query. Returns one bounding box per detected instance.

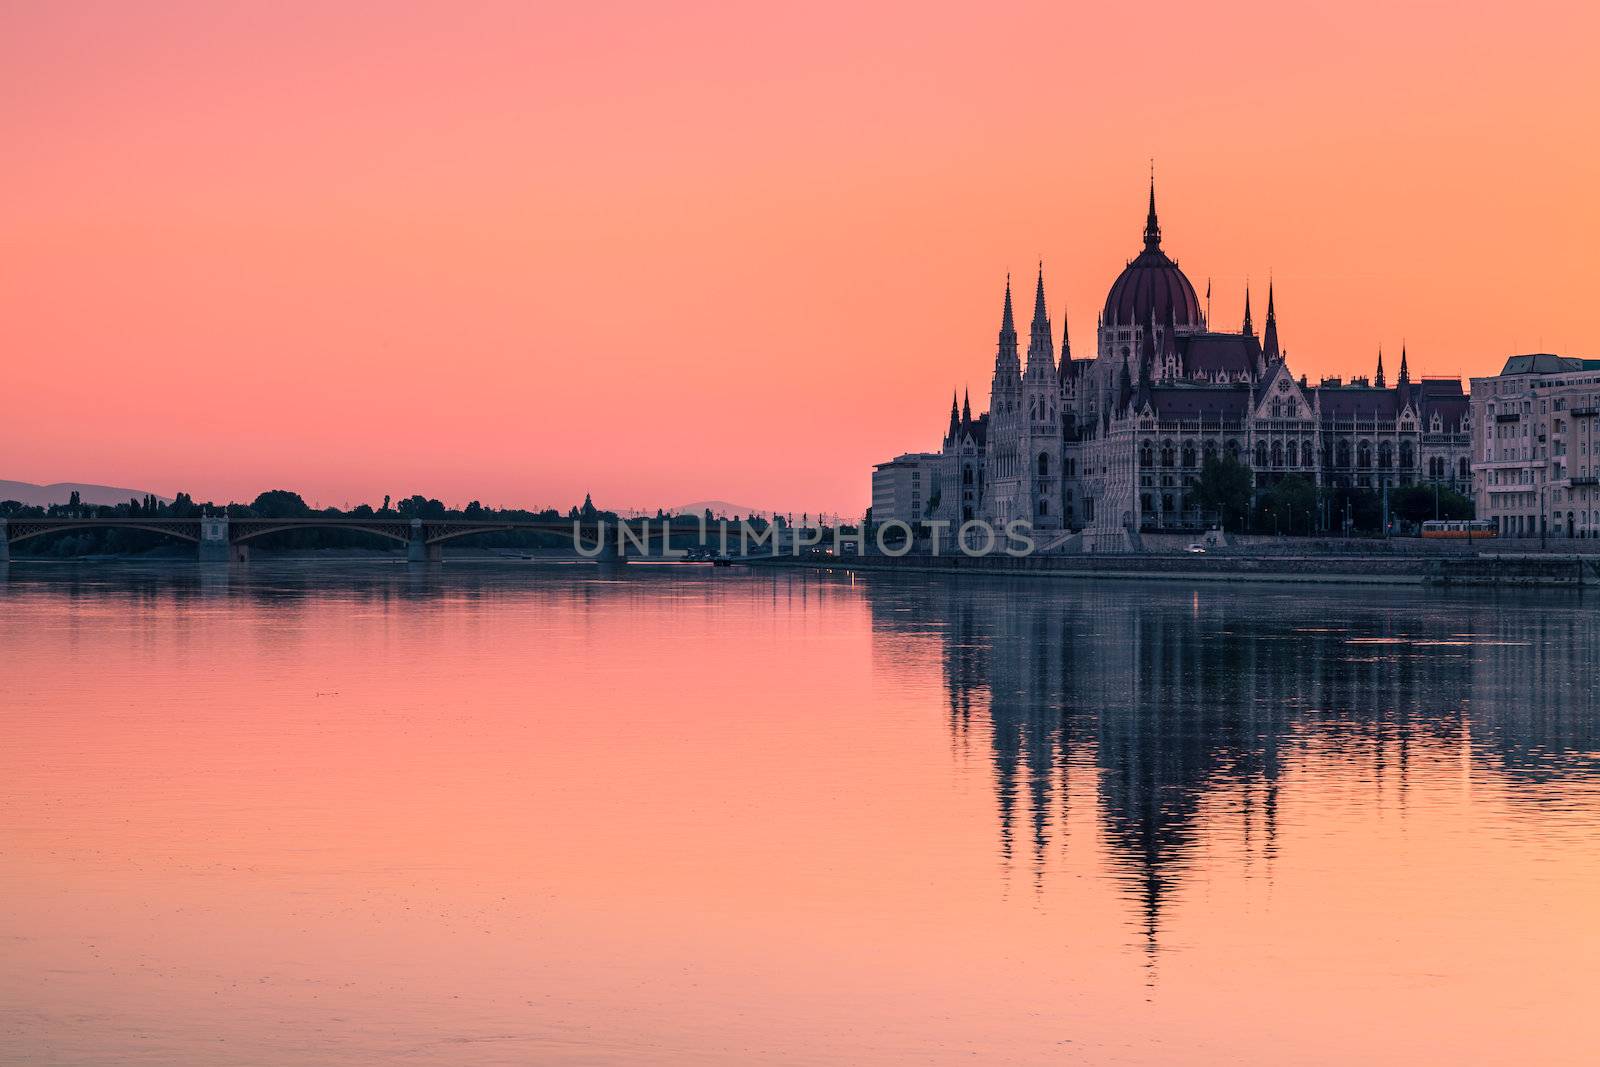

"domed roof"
[1103,185,1203,328]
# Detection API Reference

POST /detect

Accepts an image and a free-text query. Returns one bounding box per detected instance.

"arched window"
[1399,441,1414,468]
[1459,457,1470,478]
[1378,442,1393,469]
[1228,439,1242,460]
[1358,441,1372,468]
[1160,440,1175,467]
[962,466,973,486]
[1204,440,1219,461]
[1271,441,1283,467]
[1336,440,1351,468]
[1037,452,1050,478]
[1182,441,1197,469]
[1038,497,1049,515]
[1255,441,1269,468]
[1139,442,1154,468]
[1303,441,1314,468]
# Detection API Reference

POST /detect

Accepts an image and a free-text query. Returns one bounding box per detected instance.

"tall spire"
[1143,173,1162,252]
[993,273,1020,385]
[1026,263,1055,376]
[1398,344,1410,388]
[1139,303,1158,384]
[1057,305,1071,371]
[1261,280,1279,360]
[1374,348,1386,388]
[999,274,1017,348]
[947,390,960,441]
[1242,283,1253,336]
[961,387,972,426]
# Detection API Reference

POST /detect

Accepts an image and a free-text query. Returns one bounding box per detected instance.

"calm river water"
[2,563,1597,1064]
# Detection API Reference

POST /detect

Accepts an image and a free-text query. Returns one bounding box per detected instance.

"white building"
[1470,353,1600,538]
[870,452,944,526]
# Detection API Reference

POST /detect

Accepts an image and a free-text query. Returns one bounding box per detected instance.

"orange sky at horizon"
[4,1,1599,515]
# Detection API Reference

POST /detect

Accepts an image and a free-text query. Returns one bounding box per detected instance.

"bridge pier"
[198,516,232,563]
[0,519,9,565]
[407,520,442,564]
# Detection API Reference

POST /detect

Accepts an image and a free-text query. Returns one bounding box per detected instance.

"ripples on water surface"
[2,563,1597,1064]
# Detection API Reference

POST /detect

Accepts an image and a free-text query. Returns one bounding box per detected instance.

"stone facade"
[878,182,1474,536]
[1470,353,1600,538]
[870,452,944,526]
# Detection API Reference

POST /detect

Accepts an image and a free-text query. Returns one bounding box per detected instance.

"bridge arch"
[2,519,201,545]
[228,521,412,546]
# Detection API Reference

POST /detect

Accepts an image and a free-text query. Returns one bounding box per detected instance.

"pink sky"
[3,2,1598,515]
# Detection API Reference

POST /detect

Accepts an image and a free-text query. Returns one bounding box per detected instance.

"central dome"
[1102,185,1203,328]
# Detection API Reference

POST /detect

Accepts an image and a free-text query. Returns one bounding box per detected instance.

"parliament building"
[872,182,1474,545]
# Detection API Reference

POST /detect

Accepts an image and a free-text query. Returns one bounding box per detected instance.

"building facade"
[878,182,1474,539]
[870,452,944,526]
[1470,354,1600,538]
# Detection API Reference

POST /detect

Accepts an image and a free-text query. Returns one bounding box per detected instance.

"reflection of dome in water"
[1103,184,1203,328]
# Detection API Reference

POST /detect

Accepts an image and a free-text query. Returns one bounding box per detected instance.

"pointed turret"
[995,275,1019,371]
[1026,264,1055,377]
[1241,284,1254,336]
[1000,274,1017,346]
[1374,349,1386,389]
[1262,281,1280,360]
[961,387,972,427]
[1143,176,1162,252]
[1397,345,1410,388]
[946,390,960,442]
[1057,306,1072,380]
[990,275,1021,414]
[1163,303,1179,375]
[1139,304,1158,384]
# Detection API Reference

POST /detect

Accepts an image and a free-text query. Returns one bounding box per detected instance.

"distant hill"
[0,480,171,508]
[670,499,773,520]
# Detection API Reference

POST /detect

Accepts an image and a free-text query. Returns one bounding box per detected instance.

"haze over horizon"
[4,2,1598,514]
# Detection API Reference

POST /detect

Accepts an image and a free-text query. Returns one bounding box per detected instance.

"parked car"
[1186,543,1207,554]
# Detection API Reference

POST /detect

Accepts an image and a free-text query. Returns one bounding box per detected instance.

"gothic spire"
[1262,280,1280,360]
[1398,344,1410,388]
[947,390,961,441]
[1143,175,1162,252]
[1139,303,1158,383]
[1374,348,1386,389]
[961,387,972,425]
[993,274,1020,385]
[1026,263,1055,376]
[1242,283,1253,336]
[1001,273,1016,339]
[1057,305,1072,376]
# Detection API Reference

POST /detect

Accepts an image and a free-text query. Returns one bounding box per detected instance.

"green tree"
[250,490,312,518]
[397,494,446,519]
[1258,474,1317,534]
[1192,454,1254,531]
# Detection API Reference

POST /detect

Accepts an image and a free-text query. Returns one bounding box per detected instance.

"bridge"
[0,515,700,564]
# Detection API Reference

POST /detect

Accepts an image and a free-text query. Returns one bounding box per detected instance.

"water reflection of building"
[867,578,1599,950]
